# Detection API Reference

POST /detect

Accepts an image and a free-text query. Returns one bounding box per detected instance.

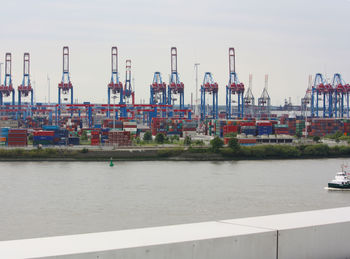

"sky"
[0,0,349,106]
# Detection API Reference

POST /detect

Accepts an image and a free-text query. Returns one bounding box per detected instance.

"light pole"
[47,75,50,104]
[194,63,200,116]
[0,62,3,85]
[112,95,117,129]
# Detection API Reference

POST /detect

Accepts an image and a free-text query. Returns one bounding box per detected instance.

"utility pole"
[47,75,50,104]
[0,62,3,85]
[194,63,200,116]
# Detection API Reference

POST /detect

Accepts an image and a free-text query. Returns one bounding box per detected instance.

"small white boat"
[327,165,350,190]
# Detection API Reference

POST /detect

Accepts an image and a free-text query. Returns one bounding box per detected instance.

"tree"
[210,136,224,152]
[228,138,240,150]
[313,136,320,143]
[143,131,152,142]
[155,133,165,144]
[184,136,192,146]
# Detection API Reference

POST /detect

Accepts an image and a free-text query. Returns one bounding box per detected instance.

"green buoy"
[109,157,114,167]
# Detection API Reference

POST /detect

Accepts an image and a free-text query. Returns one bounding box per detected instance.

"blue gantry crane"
[200,72,218,120]
[226,48,244,119]
[332,73,349,118]
[311,73,333,118]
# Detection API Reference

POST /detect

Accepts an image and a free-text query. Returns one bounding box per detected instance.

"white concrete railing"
[1,207,350,259]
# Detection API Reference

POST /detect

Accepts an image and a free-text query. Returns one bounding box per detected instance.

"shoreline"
[1,144,350,161]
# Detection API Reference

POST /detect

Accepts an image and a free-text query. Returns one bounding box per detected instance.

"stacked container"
[8,129,28,146]
[256,121,273,135]
[151,118,167,136]
[33,130,55,145]
[274,124,289,135]
[295,120,305,136]
[101,128,109,144]
[0,128,9,146]
[310,118,343,136]
[287,118,296,135]
[107,131,131,146]
[123,121,137,135]
[91,130,100,145]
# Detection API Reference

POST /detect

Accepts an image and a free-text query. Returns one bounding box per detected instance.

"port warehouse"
[0,46,349,147]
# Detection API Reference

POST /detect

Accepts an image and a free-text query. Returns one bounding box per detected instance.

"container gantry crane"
[332,73,349,118]
[150,72,167,120]
[258,74,271,118]
[0,53,15,106]
[244,74,255,117]
[150,72,167,105]
[107,47,123,119]
[124,59,135,105]
[311,73,333,118]
[167,47,184,117]
[226,48,244,119]
[58,47,73,116]
[301,75,312,118]
[200,72,218,120]
[18,53,33,107]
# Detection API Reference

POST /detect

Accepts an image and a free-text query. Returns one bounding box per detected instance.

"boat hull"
[328,183,350,189]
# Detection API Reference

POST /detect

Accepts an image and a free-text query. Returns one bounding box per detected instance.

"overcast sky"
[0,0,349,106]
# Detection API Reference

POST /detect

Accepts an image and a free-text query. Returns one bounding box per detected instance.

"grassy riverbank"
[1,144,350,161]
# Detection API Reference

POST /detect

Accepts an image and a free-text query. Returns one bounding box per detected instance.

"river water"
[0,159,349,241]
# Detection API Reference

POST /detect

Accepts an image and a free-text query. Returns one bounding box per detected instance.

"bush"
[81,148,89,153]
[184,136,192,146]
[194,140,205,146]
[313,136,320,143]
[210,137,224,152]
[228,138,240,150]
[143,131,152,141]
[155,133,165,144]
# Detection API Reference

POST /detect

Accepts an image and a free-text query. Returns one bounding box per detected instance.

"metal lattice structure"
[200,72,218,120]
[58,47,73,117]
[244,74,255,117]
[258,74,271,118]
[107,47,123,118]
[311,73,333,118]
[332,73,349,118]
[167,47,184,116]
[18,53,33,106]
[226,48,244,119]
[0,53,15,105]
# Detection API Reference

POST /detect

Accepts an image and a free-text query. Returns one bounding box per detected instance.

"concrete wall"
[1,207,350,259]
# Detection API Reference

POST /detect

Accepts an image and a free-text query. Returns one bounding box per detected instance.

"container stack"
[295,120,305,136]
[182,120,197,137]
[33,130,55,145]
[123,121,137,135]
[107,131,131,146]
[274,124,289,135]
[68,137,80,145]
[101,128,109,144]
[151,118,167,136]
[238,138,257,145]
[103,119,123,129]
[167,119,182,136]
[310,118,344,136]
[287,118,296,135]
[8,129,28,146]
[240,121,256,136]
[256,121,273,135]
[90,130,100,145]
[343,120,350,135]
[0,118,18,128]
[0,127,9,146]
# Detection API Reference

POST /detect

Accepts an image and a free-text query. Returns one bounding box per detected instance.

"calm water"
[0,159,350,241]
